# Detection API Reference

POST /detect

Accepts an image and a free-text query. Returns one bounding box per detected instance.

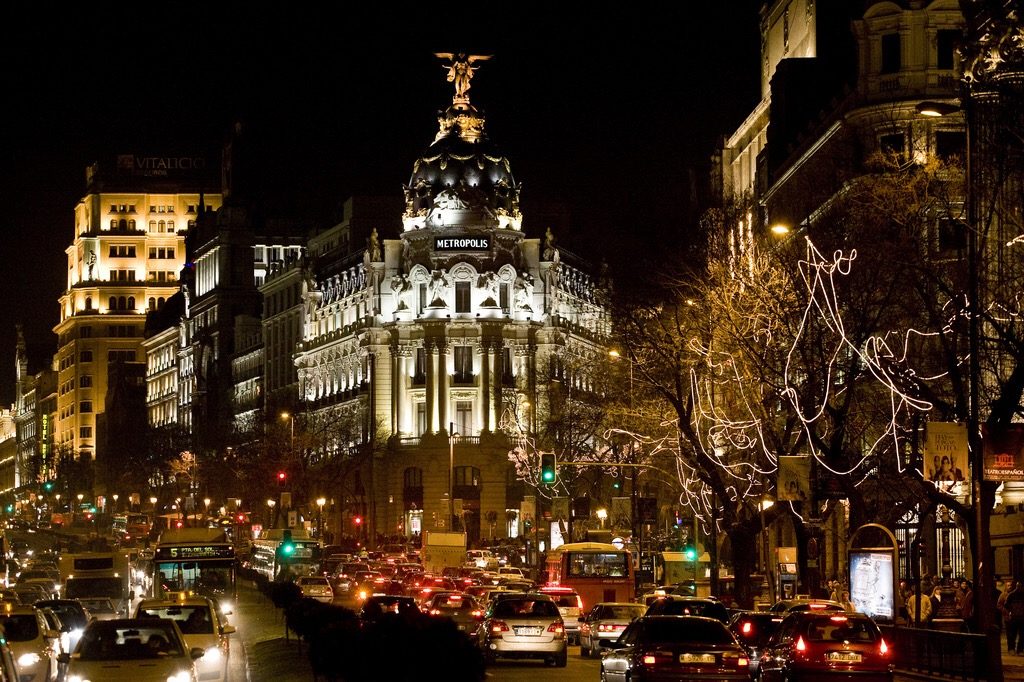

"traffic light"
[353,515,363,527]
[683,540,697,562]
[276,471,287,487]
[540,453,556,485]
[280,529,296,556]
[42,481,54,492]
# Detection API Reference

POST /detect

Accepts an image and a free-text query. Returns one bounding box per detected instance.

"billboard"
[925,422,969,493]
[983,424,1024,482]
[848,550,894,621]
[778,456,810,502]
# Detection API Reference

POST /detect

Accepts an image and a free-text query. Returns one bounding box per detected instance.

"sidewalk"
[1003,650,1024,682]
[233,578,315,682]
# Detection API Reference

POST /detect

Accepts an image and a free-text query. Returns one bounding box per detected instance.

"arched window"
[118,296,126,310]
[127,296,135,310]
[149,220,156,231]
[127,219,136,229]
[158,220,165,232]
[158,297,165,307]
[148,297,156,311]
[109,219,117,229]
[108,296,116,311]
[118,219,127,229]
[84,297,92,310]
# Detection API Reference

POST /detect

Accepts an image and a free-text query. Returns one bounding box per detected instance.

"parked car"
[729,610,784,676]
[757,611,893,682]
[644,595,731,623]
[478,594,566,667]
[578,602,646,658]
[599,615,751,681]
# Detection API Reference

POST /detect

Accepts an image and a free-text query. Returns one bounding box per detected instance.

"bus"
[251,529,322,581]
[544,542,635,609]
[58,551,134,616]
[111,513,153,545]
[151,527,237,609]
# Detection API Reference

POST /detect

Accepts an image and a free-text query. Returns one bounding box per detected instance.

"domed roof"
[404,103,521,226]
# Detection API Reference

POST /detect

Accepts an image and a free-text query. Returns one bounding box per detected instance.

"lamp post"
[596,508,607,529]
[449,422,459,531]
[267,498,277,528]
[281,412,294,449]
[203,498,211,519]
[316,497,327,539]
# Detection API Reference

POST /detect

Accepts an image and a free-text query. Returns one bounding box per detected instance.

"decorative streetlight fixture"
[267,498,277,527]
[203,498,211,517]
[316,497,327,539]
[112,494,119,512]
[449,422,459,531]
[281,412,294,449]
[596,508,607,529]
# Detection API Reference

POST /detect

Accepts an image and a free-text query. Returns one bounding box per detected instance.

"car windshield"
[803,617,878,642]
[79,599,115,613]
[642,618,734,644]
[597,605,646,620]
[548,594,579,608]
[39,603,88,629]
[137,605,214,635]
[301,578,329,587]
[492,600,560,619]
[0,614,39,641]
[653,600,729,621]
[433,595,477,611]
[76,622,184,660]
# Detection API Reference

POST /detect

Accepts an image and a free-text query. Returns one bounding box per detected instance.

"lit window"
[455,282,471,313]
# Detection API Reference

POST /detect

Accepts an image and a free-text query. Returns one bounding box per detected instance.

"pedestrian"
[906,584,932,626]
[960,579,975,631]
[840,590,857,613]
[1005,581,1024,653]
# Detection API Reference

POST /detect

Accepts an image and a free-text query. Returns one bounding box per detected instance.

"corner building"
[295,73,611,545]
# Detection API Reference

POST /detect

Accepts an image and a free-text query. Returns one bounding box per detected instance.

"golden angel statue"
[434,53,492,100]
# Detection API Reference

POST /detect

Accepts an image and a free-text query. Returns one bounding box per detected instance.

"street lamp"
[203,498,211,517]
[112,494,119,512]
[316,497,326,539]
[267,498,277,528]
[596,508,607,529]
[281,412,294,449]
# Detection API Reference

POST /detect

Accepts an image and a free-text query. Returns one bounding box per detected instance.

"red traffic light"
[175,520,184,528]
[353,516,363,525]
[277,471,287,480]
[236,514,246,523]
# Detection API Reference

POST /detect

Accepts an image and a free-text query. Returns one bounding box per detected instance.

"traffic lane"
[486,647,599,681]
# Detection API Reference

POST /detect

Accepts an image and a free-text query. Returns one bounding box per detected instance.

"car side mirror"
[57,653,70,665]
[190,647,206,660]
[221,624,236,635]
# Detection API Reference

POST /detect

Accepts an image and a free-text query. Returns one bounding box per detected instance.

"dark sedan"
[644,595,731,623]
[599,615,752,681]
[757,611,893,682]
[729,610,784,676]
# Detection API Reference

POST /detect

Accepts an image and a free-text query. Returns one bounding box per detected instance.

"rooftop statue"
[434,52,492,103]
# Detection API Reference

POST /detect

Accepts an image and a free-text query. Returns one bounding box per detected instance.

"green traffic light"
[684,546,697,561]
[542,470,555,483]
[43,482,54,492]
[282,543,295,555]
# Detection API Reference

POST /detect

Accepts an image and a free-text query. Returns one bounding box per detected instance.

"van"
[465,549,499,569]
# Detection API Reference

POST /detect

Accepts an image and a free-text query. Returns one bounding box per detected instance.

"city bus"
[111,512,153,545]
[544,542,635,609]
[151,527,237,609]
[251,529,322,581]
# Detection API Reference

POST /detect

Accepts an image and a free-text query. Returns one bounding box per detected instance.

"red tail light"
[471,609,483,619]
[598,623,618,632]
[577,595,584,609]
[547,622,565,638]
[741,621,753,634]
[429,608,441,615]
[491,620,509,634]
[642,654,657,665]
[796,636,807,652]
[879,638,890,656]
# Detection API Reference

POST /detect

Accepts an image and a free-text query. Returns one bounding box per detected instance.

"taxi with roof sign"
[133,593,234,682]
[0,602,59,682]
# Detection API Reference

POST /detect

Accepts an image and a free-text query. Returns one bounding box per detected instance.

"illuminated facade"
[294,59,611,544]
[53,156,221,477]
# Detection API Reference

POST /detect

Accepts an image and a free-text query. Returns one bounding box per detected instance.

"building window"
[84,297,92,310]
[879,133,905,160]
[416,403,427,436]
[455,281,471,313]
[454,346,473,383]
[414,348,426,385]
[453,466,481,488]
[79,426,92,439]
[79,350,92,362]
[418,284,427,313]
[403,467,423,488]
[936,131,966,161]
[937,29,958,70]
[80,326,92,338]
[937,218,967,252]
[455,401,472,436]
[79,375,92,388]
[80,401,92,413]
[881,33,901,74]
[502,348,514,383]
[500,283,510,313]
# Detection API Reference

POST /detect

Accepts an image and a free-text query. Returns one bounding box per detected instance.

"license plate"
[679,653,716,664]
[515,626,542,636]
[457,625,465,630]
[827,652,862,663]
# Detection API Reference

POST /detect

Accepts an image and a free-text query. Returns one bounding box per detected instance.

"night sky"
[0,5,762,404]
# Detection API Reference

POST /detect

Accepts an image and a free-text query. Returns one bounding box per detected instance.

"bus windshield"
[65,577,124,600]
[566,551,628,578]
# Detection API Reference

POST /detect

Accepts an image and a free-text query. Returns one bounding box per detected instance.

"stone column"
[396,350,408,436]
[481,341,491,432]
[391,350,400,434]
[437,342,449,434]
[425,343,436,434]
[492,343,503,430]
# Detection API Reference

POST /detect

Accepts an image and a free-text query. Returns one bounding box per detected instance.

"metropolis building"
[293,60,611,545]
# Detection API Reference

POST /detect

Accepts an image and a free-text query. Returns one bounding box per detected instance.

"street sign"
[287,510,297,528]
[551,497,569,521]
[637,497,658,524]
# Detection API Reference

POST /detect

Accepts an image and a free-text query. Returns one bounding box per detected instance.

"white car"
[496,567,525,579]
[63,617,201,682]
[465,550,499,570]
[0,604,60,682]
[134,597,234,682]
[296,576,334,603]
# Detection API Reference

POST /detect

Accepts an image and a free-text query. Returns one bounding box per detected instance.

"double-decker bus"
[544,542,635,608]
[151,527,237,608]
[251,529,322,581]
[111,512,153,545]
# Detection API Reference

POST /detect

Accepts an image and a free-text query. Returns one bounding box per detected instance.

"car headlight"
[204,646,222,663]
[17,652,40,667]
[219,600,233,615]
[70,627,84,640]
[167,672,191,682]
[68,676,90,682]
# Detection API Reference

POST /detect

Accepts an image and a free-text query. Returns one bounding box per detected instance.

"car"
[12,583,51,605]
[757,611,893,682]
[0,636,20,682]
[295,576,334,603]
[729,610,784,676]
[478,593,566,667]
[77,598,118,621]
[21,578,59,599]
[0,590,20,604]
[768,598,846,614]
[134,596,235,682]
[496,567,526,579]
[465,550,500,570]
[0,603,60,682]
[600,615,752,681]
[61,617,203,682]
[535,586,584,643]
[425,592,484,635]
[359,595,421,626]
[578,601,646,658]
[644,595,731,623]
[35,599,91,654]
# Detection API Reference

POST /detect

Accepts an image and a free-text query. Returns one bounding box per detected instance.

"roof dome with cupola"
[402,53,521,232]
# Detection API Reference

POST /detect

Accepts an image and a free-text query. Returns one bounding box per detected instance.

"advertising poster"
[848,551,894,621]
[778,456,810,502]
[983,424,1024,482]
[925,422,969,494]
